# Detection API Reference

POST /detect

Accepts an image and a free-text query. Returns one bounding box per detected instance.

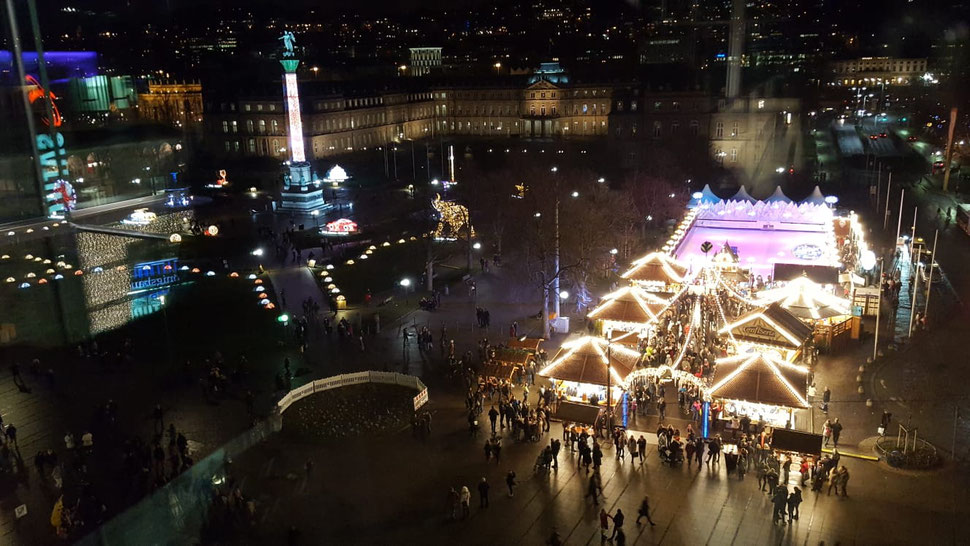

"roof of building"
[720,302,813,349]
[539,336,640,387]
[587,286,673,325]
[710,352,810,408]
[620,252,689,285]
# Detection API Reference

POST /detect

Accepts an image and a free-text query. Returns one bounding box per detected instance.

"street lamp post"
[606,329,613,433]
[873,258,883,361]
[551,167,560,319]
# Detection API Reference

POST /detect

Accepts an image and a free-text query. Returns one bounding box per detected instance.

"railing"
[278,370,428,414]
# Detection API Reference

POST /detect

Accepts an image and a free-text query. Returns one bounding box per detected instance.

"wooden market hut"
[719,302,813,361]
[538,336,640,396]
[587,286,672,335]
[482,347,532,381]
[620,252,689,293]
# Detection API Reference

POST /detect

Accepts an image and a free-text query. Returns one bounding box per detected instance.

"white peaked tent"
[765,186,792,203]
[802,186,826,205]
[698,184,721,204]
[730,185,756,203]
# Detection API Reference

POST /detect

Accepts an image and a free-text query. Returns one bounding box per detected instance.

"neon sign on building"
[27,75,70,218]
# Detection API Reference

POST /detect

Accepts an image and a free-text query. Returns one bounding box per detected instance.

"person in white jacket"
[459,486,471,519]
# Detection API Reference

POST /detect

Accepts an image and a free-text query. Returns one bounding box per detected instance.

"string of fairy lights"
[315,235,422,298]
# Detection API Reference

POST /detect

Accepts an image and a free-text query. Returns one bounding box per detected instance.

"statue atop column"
[279,31,296,57]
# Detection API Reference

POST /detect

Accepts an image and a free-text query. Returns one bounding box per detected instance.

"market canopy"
[765,186,792,203]
[720,302,813,350]
[753,275,851,321]
[620,252,689,287]
[802,186,826,206]
[710,352,810,408]
[491,348,532,366]
[695,184,721,205]
[505,337,544,353]
[587,285,672,327]
[539,336,640,387]
[482,362,518,380]
[730,185,756,203]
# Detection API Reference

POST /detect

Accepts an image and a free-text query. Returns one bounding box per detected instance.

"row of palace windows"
[222,119,281,135]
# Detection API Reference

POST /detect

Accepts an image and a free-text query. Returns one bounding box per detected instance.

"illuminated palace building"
[205,62,800,185]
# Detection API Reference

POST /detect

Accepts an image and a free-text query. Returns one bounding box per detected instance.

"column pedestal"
[279,161,328,212]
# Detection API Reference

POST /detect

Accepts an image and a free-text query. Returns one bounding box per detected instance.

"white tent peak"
[730,185,756,203]
[765,186,791,203]
[802,186,826,205]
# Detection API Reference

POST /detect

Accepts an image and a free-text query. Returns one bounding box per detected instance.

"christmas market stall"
[719,302,813,363]
[587,285,673,338]
[752,274,855,350]
[708,351,811,430]
[619,252,689,293]
[538,336,640,407]
[482,347,532,381]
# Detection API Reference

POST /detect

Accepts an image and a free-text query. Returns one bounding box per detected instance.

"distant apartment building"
[408,47,442,77]
[830,57,928,86]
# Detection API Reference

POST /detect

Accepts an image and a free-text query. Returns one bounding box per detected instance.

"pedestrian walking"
[830,418,843,447]
[489,405,498,434]
[838,466,850,497]
[637,435,647,463]
[478,477,490,508]
[550,439,561,470]
[609,508,625,540]
[787,487,803,522]
[599,509,610,541]
[772,486,789,525]
[506,470,517,497]
[448,487,459,520]
[5,424,17,447]
[636,496,657,526]
[459,486,471,519]
[822,418,832,446]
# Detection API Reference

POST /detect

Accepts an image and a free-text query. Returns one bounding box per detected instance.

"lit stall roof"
[710,352,810,408]
[539,336,640,387]
[588,285,673,326]
[620,252,689,285]
[719,302,813,350]
[753,275,851,321]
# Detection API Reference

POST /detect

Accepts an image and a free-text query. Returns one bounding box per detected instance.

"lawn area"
[313,239,469,305]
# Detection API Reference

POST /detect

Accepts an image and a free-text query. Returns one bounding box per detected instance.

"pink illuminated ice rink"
[674,225,835,278]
